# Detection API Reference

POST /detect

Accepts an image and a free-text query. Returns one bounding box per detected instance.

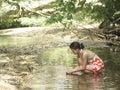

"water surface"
[0,35,120,90]
[30,47,120,90]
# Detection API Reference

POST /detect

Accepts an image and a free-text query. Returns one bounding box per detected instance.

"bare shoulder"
[83,49,94,57]
[84,49,93,53]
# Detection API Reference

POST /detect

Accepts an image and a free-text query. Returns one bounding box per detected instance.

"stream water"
[31,47,120,90]
[0,35,120,90]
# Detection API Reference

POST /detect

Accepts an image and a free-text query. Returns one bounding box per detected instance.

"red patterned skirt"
[87,55,104,74]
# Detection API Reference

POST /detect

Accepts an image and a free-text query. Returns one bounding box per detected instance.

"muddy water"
[0,35,120,90]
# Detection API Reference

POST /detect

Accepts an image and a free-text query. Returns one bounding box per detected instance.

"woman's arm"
[78,57,82,66]
[66,53,87,74]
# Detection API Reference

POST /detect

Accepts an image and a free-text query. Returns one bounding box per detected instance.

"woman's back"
[83,50,95,59]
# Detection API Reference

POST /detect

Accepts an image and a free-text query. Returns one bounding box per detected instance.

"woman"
[66,41,104,75]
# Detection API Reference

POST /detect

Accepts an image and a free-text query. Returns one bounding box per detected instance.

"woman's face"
[71,49,79,55]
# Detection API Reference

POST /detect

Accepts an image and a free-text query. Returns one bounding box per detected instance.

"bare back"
[82,50,95,59]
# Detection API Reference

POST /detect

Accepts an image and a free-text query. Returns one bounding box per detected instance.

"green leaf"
[114,11,120,15]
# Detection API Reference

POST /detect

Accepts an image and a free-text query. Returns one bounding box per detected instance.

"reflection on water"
[31,47,120,90]
[0,35,34,46]
[32,66,105,90]
[0,35,50,47]
[0,35,120,90]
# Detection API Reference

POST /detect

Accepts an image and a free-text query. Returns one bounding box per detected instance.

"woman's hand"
[66,66,83,75]
[66,70,72,75]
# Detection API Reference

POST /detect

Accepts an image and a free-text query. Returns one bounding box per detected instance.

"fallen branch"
[96,33,105,39]
[79,36,88,41]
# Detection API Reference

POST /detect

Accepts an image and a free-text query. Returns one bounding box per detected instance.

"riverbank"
[0,26,109,47]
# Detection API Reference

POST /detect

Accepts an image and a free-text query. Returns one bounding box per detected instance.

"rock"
[0,80,17,90]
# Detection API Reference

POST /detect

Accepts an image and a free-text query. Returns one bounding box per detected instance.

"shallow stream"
[0,35,120,90]
[30,47,120,90]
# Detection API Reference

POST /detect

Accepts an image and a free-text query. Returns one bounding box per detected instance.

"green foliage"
[47,13,64,23]
[91,5,106,21]
[0,19,26,29]
[92,0,120,28]
[0,0,120,29]
[0,20,13,29]
[47,0,120,29]
[47,0,98,28]
[114,11,120,15]
[47,0,85,28]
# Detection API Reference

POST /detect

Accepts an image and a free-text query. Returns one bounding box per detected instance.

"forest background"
[0,0,120,45]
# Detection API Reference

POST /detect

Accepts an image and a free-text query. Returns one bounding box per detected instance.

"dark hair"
[69,41,84,49]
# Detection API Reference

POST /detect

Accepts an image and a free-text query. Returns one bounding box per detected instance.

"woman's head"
[70,41,84,49]
[69,41,84,54]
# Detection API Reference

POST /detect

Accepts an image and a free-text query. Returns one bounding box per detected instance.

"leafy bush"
[0,19,29,30]
[0,20,12,29]
[47,0,120,29]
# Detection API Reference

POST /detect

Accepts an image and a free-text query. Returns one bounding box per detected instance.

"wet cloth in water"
[87,54,104,74]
